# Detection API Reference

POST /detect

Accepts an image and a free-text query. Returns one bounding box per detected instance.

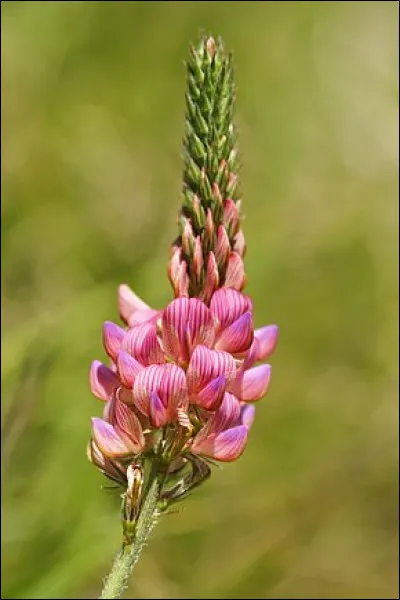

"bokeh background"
[1,1,399,598]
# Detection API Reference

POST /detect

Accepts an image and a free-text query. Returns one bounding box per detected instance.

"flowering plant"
[89,36,278,599]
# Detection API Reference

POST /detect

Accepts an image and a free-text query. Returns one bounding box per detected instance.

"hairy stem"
[99,473,162,599]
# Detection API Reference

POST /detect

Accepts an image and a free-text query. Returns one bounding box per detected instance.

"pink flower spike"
[224,252,246,291]
[254,325,279,361]
[196,375,226,410]
[161,297,215,365]
[214,312,254,355]
[91,417,135,458]
[103,321,125,362]
[90,360,119,401]
[230,364,271,402]
[117,350,143,387]
[118,284,151,325]
[191,425,249,462]
[122,322,165,366]
[149,390,168,428]
[210,288,253,329]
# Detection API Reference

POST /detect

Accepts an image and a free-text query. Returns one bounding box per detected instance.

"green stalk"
[99,473,162,599]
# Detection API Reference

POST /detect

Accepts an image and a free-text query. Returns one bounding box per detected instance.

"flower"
[88,284,278,475]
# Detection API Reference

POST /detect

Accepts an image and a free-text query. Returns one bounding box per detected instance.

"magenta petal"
[118,284,150,325]
[149,390,168,428]
[195,393,241,444]
[230,364,271,402]
[214,312,254,355]
[89,360,119,401]
[186,345,236,393]
[254,325,279,360]
[103,321,125,362]
[196,375,226,410]
[240,404,256,429]
[161,297,215,364]
[122,322,165,366]
[192,425,249,462]
[133,364,188,421]
[210,288,253,329]
[91,417,134,457]
[117,350,143,387]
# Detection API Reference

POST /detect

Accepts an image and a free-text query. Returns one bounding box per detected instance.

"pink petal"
[200,251,219,303]
[254,325,279,361]
[161,297,215,365]
[210,288,253,329]
[117,350,143,387]
[186,345,236,393]
[230,364,271,402]
[195,392,241,443]
[89,360,119,401]
[149,390,168,428]
[191,425,249,462]
[214,312,254,355]
[224,252,246,290]
[215,225,230,270]
[103,321,125,362]
[112,396,144,451]
[118,284,151,325]
[133,364,188,422]
[223,199,240,236]
[193,236,204,281]
[234,229,246,257]
[122,322,165,366]
[196,375,226,410]
[240,403,256,429]
[91,417,135,458]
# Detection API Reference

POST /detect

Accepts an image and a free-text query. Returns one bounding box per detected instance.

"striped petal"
[186,346,236,393]
[133,363,188,422]
[214,312,253,355]
[230,364,271,402]
[224,252,246,291]
[196,375,226,410]
[210,288,253,329]
[89,360,119,401]
[149,390,168,428]
[122,322,165,366]
[103,321,125,362]
[161,297,215,365]
[194,392,241,444]
[117,350,143,387]
[240,403,256,429]
[191,425,249,462]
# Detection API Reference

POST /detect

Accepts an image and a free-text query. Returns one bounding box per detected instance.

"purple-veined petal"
[117,350,143,387]
[233,229,246,257]
[200,251,219,303]
[230,364,271,402]
[214,312,253,355]
[91,417,135,458]
[122,322,165,366]
[133,363,188,422]
[186,346,236,393]
[89,360,119,401]
[224,252,246,291]
[149,390,168,428]
[196,375,226,410]
[210,288,253,329]
[191,425,249,462]
[161,297,215,365]
[215,225,230,270]
[112,397,144,451]
[103,321,125,362]
[194,392,241,444]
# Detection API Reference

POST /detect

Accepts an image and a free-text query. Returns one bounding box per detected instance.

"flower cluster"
[88,283,278,489]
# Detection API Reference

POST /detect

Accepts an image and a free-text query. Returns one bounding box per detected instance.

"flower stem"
[99,472,162,599]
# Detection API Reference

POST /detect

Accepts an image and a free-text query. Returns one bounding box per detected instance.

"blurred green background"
[1,1,399,598]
